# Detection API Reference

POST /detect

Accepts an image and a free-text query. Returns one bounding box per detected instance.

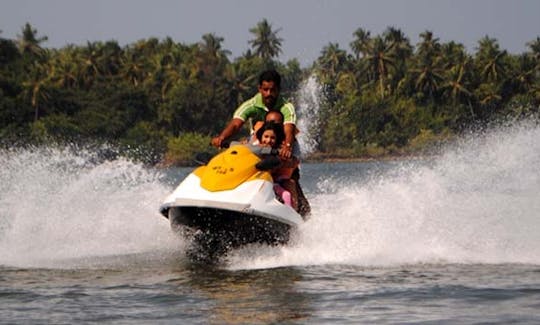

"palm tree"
[359,36,397,98]
[509,53,537,95]
[475,36,507,83]
[416,31,440,59]
[350,27,371,59]
[121,47,149,88]
[475,82,501,108]
[16,22,48,58]
[156,38,200,100]
[382,26,412,88]
[48,47,78,88]
[383,27,413,56]
[100,40,123,77]
[223,64,256,110]
[248,19,283,61]
[199,33,231,63]
[411,31,444,99]
[412,60,444,99]
[145,52,173,100]
[440,42,467,67]
[78,41,110,88]
[198,33,231,79]
[526,37,540,60]
[441,59,473,105]
[22,62,51,121]
[317,42,348,84]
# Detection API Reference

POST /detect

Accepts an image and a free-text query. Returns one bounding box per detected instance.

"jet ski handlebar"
[197,141,280,167]
[220,141,279,155]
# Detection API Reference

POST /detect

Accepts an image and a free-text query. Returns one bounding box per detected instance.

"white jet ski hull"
[160,173,304,247]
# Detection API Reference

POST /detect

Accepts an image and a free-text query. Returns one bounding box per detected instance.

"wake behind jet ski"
[159,143,307,259]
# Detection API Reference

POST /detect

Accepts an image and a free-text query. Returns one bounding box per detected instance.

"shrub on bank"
[164,133,215,166]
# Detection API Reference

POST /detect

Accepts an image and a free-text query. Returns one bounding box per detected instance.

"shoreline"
[162,152,430,167]
[302,152,430,163]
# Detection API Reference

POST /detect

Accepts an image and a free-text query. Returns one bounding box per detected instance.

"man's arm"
[211,118,244,148]
[280,123,296,159]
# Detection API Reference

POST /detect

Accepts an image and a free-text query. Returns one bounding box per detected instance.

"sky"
[2,0,540,66]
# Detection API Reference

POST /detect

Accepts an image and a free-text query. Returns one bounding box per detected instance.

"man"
[212,71,310,216]
[211,69,295,159]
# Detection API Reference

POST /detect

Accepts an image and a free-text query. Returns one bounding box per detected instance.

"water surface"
[1,122,540,323]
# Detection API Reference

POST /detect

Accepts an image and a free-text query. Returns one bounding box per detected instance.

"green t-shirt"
[233,93,296,128]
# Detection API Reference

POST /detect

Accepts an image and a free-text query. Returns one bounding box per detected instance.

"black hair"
[258,70,281,89]
[256,122,285,147]
[264,110,284,124]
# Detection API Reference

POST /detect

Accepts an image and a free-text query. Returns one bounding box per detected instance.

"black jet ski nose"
[255,156,281,171]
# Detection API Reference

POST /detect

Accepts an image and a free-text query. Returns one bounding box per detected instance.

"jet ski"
[159,143,305,256]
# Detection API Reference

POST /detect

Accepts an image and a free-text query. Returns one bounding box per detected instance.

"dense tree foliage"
[313,27,540,158]
[1,22,539,164]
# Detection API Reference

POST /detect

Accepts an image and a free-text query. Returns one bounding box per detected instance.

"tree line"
[1,21,539,164]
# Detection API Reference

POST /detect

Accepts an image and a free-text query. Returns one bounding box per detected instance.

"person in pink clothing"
[255,122,299,209]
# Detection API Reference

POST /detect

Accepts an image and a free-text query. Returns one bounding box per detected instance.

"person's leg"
[292,168,310,217]
[280,179,298,211]
[282,190,292,207]
[273,184,292,207]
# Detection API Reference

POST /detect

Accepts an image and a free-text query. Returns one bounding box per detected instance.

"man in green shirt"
[211,70,296,159]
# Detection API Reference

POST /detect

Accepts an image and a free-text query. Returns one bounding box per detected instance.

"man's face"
[258,81,279,108]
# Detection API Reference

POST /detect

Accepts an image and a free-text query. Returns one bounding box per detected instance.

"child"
[255,122,299,210]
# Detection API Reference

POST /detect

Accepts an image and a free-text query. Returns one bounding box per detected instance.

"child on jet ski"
[252,110,310,216]
[255,122,300,211]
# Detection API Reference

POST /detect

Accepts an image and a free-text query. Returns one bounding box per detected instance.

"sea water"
[1,121,539,324]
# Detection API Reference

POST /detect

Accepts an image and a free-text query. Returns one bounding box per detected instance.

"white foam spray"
[2,120,539,270]
[228,120,540,269]
[0,146,183,268]
[294,74,323,156]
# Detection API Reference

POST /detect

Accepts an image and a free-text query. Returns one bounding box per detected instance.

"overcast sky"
[2,0,539,66]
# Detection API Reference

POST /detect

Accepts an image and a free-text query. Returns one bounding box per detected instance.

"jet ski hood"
[159,144,304,228]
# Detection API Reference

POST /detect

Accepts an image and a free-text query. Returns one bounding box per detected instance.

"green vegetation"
[1,22,539,164]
